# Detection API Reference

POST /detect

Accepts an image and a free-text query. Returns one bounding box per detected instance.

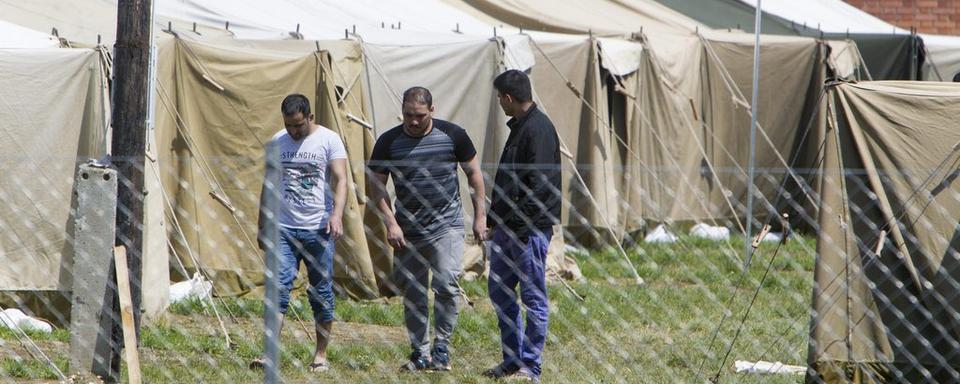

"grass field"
[0,235,815,383]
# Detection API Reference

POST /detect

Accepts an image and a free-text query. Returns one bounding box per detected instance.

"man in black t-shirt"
[368,86,487,372]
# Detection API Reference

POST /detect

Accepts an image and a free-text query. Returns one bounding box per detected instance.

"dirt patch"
[164,313,406,346]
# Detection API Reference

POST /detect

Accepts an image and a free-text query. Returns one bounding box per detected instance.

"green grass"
[0,235,815,383]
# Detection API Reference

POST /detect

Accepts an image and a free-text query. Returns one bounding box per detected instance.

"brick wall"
[845,0,960,35]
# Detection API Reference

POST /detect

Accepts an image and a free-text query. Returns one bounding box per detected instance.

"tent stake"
[225,21,229,31]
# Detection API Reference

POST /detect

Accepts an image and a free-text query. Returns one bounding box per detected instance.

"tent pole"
[745,0,762,268]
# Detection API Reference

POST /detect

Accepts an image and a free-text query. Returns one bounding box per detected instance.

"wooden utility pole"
[103,0,151,381]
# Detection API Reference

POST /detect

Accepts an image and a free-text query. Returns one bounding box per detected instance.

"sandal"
[249,358,266,370]
[309,362,330,372]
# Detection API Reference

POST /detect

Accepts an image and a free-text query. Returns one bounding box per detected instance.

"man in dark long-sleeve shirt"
[482,70,561,384]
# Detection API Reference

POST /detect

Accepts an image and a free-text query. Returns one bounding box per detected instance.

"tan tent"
[810,81,960,382]
[446,0,866,238]
[152,37,385,298]
[0,47,110,323]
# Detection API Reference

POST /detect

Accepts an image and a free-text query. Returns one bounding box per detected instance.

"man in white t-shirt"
[255,93,348,373]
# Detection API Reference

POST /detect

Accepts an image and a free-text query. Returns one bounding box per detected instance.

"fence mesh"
[3,139,956,384]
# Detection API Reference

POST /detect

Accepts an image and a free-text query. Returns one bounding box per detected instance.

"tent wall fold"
[809,81,960,383]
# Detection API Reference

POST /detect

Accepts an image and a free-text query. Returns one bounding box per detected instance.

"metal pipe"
[262,142,282,384]
[745,0,763,268]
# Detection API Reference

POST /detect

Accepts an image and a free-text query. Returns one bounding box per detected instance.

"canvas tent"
[0,47,111,323]
[0,19,60,48]
[150,35,391,298]
[810,81,960,382]
[736,0,960,82]
[0,0,238,47]
[146,0,547,295]
[654,0,924,81]
[444,0,865,237]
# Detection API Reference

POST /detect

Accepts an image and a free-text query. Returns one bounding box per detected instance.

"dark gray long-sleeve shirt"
[489,104,562,239]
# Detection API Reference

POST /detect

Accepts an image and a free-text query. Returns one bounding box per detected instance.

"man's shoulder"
[376,125,405,144]
[432,119,471,144]
[313,125,343,142]
[271,129,288,142]
[527,108,556,130]
[432,119,464,133]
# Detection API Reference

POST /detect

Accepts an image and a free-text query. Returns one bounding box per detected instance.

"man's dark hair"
[281,93,311,117]
[402,86,433,108]
[953,71,960,83]
[493,69,532,102]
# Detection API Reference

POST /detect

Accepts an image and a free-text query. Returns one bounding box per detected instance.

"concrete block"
[68,163,117,376]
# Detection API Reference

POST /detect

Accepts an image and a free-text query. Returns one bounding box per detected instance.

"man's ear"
[308,113,316,122]
[429,105,436,113]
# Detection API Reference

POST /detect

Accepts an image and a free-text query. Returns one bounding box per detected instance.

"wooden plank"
[114,246,142,384]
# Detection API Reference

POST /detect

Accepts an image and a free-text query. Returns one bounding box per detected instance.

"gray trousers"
[393,229,464,355]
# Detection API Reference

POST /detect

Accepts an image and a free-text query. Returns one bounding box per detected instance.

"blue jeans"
[488,228,551,377]
[277,227,335,323]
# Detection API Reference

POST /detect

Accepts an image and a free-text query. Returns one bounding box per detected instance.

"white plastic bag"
[169,272,213,304]
[763,232,785,243]
[0,308,53,333]
[689,223,730,241]
[644,224,678,244]
[734,360,805,375]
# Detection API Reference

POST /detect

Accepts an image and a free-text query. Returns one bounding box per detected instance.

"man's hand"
[473,216,488,242]
[387,222,406,249]
[326,215,344,240]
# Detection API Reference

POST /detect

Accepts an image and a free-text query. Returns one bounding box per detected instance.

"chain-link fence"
[3,132,957,384]
[2,31,959,384]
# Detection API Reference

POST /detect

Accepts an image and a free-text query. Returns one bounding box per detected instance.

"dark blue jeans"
[488,229,551,376]
[276,227,335,323]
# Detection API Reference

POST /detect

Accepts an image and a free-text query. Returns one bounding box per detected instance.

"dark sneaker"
[400,351,431,372]
[481,362,519,378]
[429,346,451,371]
[507,367,540,383]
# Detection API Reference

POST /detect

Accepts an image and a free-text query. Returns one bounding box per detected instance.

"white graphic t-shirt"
[271,126,347,229]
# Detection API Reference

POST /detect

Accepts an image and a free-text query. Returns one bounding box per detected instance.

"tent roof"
[0,0,234,47]
[738,0,905,34]
[654,0,800,34]
[441,0,702,35]
[0,19,59,48]
[155,0,536,70]
[737,0,960,80]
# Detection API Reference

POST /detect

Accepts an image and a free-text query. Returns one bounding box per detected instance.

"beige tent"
[152,36,386,298]
[446,0,866,239]
[810,81,960,382]
[0,47,110,323]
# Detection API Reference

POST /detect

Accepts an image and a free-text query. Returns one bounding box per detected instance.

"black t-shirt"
[369,119,476,240]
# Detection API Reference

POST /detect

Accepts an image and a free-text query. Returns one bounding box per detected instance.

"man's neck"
[513,102,535,119]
